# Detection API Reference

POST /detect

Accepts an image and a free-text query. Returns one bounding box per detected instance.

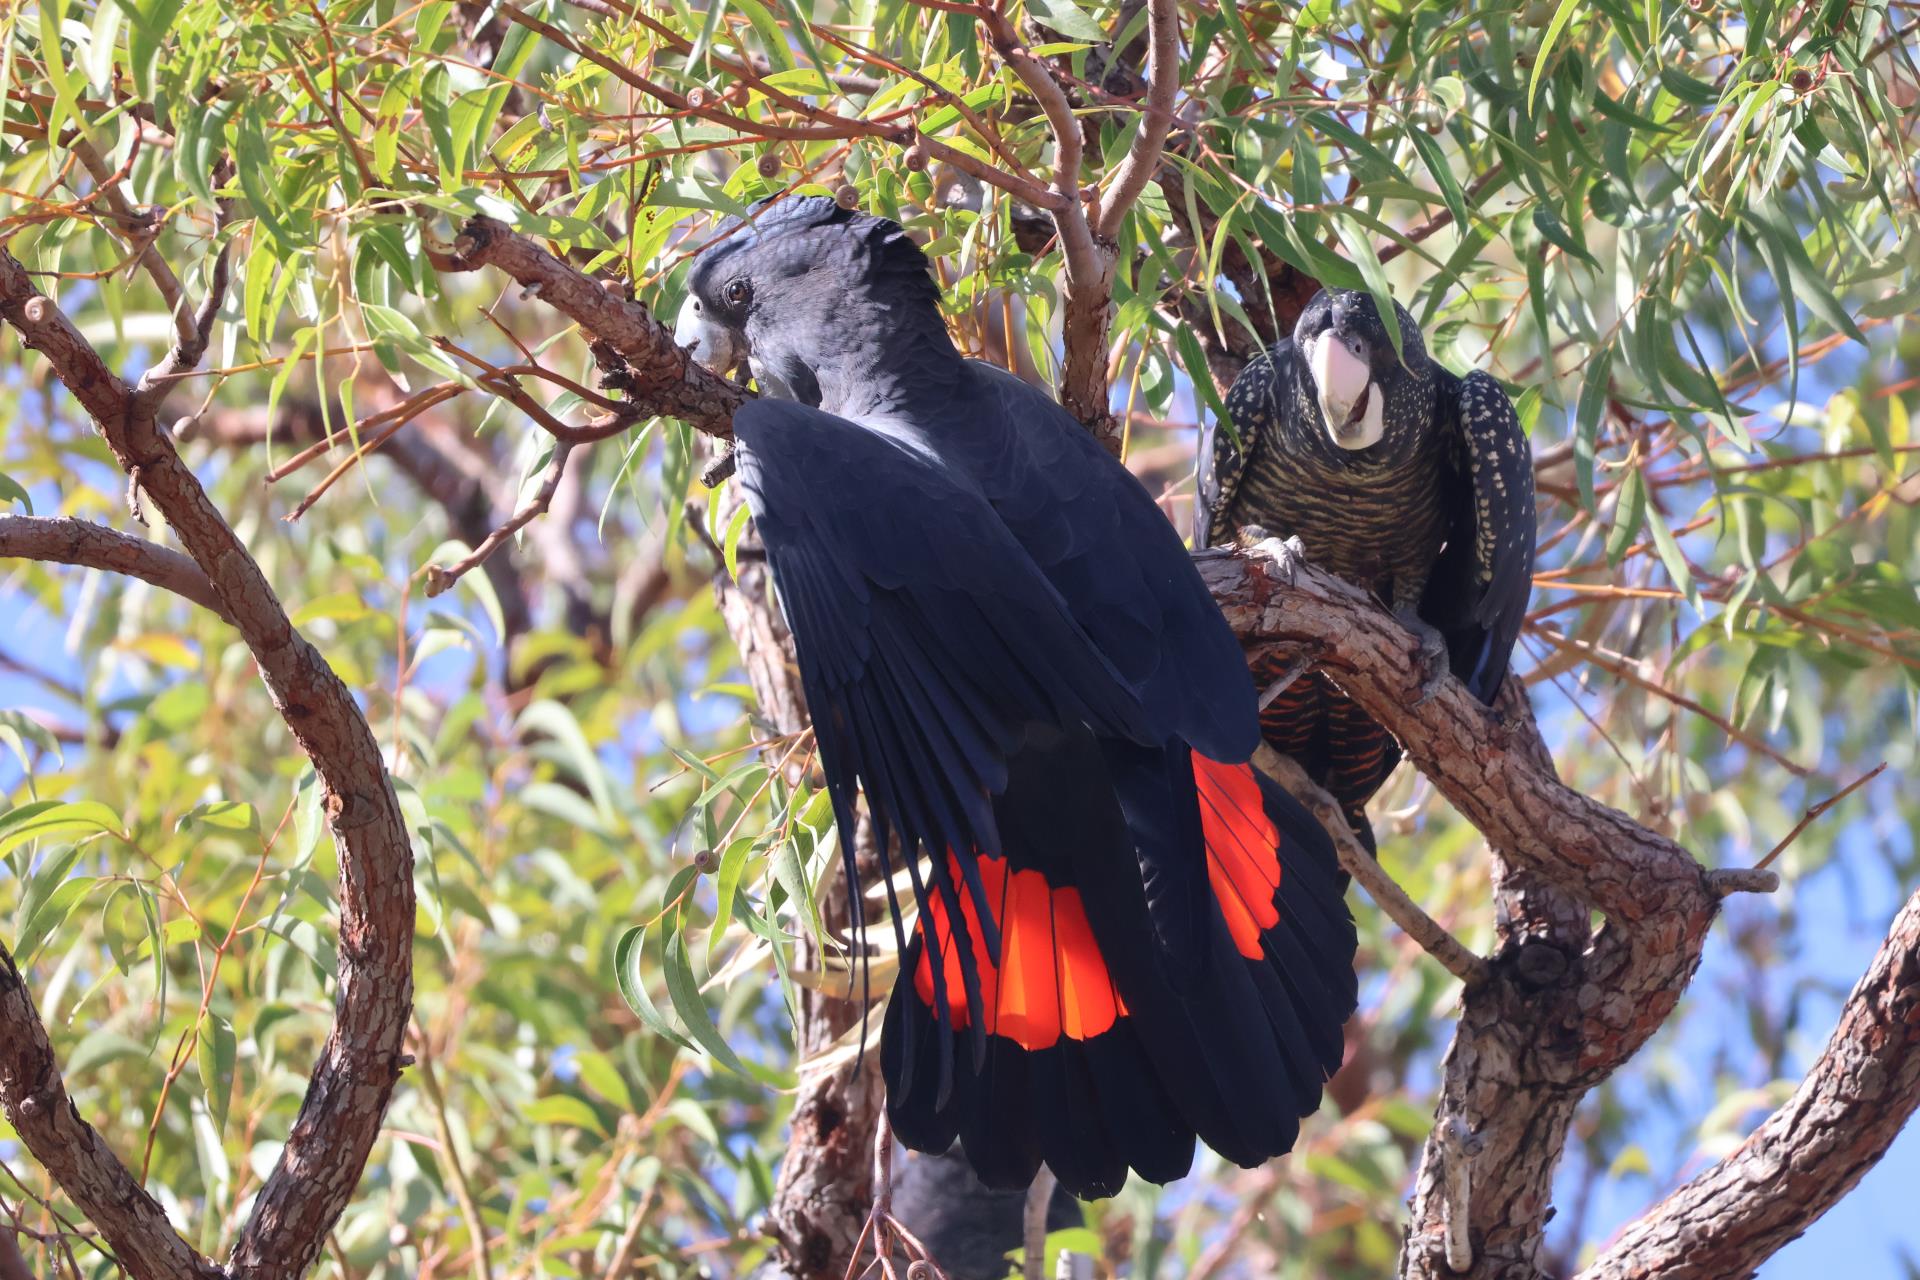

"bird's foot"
[1248,532,1308,587]
[1396,608,1451,706]
[843,1113,947,1279]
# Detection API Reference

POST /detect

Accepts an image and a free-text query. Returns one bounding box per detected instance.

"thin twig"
[134,200,235,410]
[1753,762,1887,872]
[424,442,574,597]
[412,1032,494,1280]
[1255,746,1488,986]
[1526,625,1812,777]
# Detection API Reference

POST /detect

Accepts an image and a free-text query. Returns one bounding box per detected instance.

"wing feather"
[1425,367,1537,701]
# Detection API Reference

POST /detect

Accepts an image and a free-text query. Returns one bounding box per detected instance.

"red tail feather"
[1193,755,1283,959]
[913,852,1129,1051]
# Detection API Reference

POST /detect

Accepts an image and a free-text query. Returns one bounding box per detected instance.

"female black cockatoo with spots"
[674,196,1358,1200]
[1197,288,1537,850]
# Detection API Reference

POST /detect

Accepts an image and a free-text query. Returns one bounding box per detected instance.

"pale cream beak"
[1306,332,1384,450]
[675,295,743,375]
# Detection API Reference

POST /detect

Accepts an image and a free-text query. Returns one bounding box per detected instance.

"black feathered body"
[686,198,1361,1198]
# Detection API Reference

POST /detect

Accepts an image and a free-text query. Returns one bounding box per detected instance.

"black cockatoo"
[675,196,1358,1200]
[1197,288,1537,848]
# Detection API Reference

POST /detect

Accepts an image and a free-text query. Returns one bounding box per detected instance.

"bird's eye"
[724,280,752,308]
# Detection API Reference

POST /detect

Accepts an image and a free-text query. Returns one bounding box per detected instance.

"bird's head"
[1292,289,1431,452]
[673,195,949,410]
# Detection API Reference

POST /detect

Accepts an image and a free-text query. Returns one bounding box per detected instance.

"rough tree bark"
[1199,541,1918,1280]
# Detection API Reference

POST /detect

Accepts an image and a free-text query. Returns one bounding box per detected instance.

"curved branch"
[0,515,232,623]
[1194,541,1716,930]
[1,944,224,1280]
[3,244,414,1280]
[977,7,1120,444]
[1577,882,1920,1280]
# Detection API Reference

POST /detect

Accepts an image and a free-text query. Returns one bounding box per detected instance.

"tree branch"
[435,216,750,438]
[1092,0,1179,240]
[0,515,233,623]
[977,6,1120,445]
[0,943,223,1280]
[1196,541,1715,929]
[2,243,414,1280]
[1577,881,1920,1280]
[425,441,574,597]
[1254,744,1488,986]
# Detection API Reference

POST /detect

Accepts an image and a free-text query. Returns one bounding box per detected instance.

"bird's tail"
[881,727,1358,1199]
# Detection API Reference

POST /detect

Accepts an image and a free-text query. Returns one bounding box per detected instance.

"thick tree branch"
[0,943,224,1280]
[1577,882,1920,1280]
[2,245,414,1280]
[1196,541,1715,929]
[436,216,750,437]
[0,515,233,623]
[1197,539,1741,1278]
[705,484,882,1278]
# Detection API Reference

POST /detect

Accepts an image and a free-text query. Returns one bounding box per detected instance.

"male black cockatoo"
[1197,288,1536,848]
[674,196,1358,1200]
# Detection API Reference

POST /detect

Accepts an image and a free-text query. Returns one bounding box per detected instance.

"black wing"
[1197,342,1292,548]
[735,398,1157,942]
[1423,367,1537,702]
[964,363,1260,764]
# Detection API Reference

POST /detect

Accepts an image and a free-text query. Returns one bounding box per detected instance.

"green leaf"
[615,926,693,1053]
[0,471,33,513]
[517,700,617,826]
[14,877,99,969]
[176,801,261,838]
[1574,347,1613,512]
[1644,502,1702,615]
[0,799,126,858]
[1172,325,1231,429]
[1408,127,1469,234]
[662,930,753,1077]
[527,1095,610,1137]
[1332,219,1404,363]
[1024,0,1108,41]
[196,1015,237,1133]
[1529,0,1584,111]
[1607,464,1645,566]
